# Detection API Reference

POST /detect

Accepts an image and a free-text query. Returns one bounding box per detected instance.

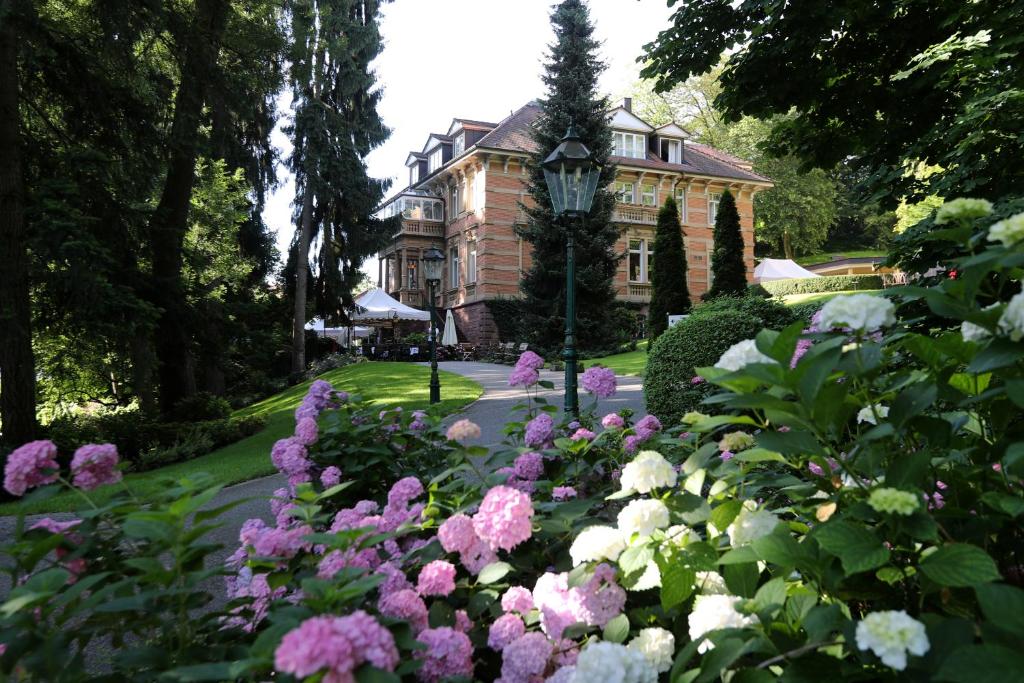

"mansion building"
[375,99,772,343]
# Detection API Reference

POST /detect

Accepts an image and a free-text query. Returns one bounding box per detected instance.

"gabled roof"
[405,152,425,166]
[608,107,655,132]
[655,122,689,139]
[611,143,771,184]
[421,133,452,154]
[447,118,498,136]
[474,102,543,153]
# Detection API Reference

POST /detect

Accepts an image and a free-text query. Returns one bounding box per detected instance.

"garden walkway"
[0,361,647,560]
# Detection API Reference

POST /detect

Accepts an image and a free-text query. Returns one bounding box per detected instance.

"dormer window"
[613,132,645,159]
[428,147,443,172]
[662,139,682,164]
[410,165,419,184]
[453,133,465,156]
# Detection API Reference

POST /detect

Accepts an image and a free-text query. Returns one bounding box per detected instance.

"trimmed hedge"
[692,295,797,331]
[644,310,765,425]
[760,274,884,296]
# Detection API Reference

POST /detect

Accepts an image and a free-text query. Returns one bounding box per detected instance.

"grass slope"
[794,249,886,265]
[589,341,648,377]
[3,363,482,515]
[781,289,883,306]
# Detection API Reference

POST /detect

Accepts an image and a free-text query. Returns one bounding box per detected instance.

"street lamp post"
[541,126,601,417]
[422,246,445,405]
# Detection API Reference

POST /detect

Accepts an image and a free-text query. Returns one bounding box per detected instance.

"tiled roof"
[475,103,543,153]
[612,146,770,184]
[454,117,498,129]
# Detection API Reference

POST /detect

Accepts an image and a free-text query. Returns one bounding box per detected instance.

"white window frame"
[640,183,657,207]
[708,192,721,225]
[428,147,443,172]
[613,132,646,159]
[410,165,419,184]
[675,187,687,223]
[466,241,477,284]
[407,259,418,289]
[449,185,460,220]
[628,238,650,283]
[453,133,465,156]
[615,181,636,204]
[449,245,460,288]
[662,138,682,163]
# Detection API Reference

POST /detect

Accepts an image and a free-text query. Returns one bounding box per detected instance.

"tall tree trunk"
[0,7,38,448]
[291,187,314,373]
[149,0,229,416]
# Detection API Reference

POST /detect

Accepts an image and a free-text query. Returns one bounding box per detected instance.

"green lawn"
[2,363,482,515]
[794,249,887,266]
[781,289,883,306]
[589,340,648,377]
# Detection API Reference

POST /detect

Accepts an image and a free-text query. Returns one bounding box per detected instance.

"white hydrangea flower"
[571,641,657,683]
[857,404,890,425]
[618,499,670,539]
[627,628,675,674]
[694,570,729,595]
[714,339,776,372]
[547,667,576,683]
[570,525,626,566]
[726,502,780,547]
[998,292,1024,342]
[818,294,896,333]
[855,610,930,671]
[688,594,759,654]
[987,211,1024,247]
[961,319,990,342]
[934,197,993,225]
[867,487,920,516]
[620,450,677,494]
[664,524,700,547]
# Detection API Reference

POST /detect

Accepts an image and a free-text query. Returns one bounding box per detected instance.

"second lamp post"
[541,126,601,416]
[422,246,445,404]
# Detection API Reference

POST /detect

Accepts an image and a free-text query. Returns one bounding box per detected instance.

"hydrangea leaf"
[975,583,1024,638]
[476,561,512,585]
[920,544,1001,587]
[814,521,890,575]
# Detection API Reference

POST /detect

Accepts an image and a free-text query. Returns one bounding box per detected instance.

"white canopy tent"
[350,287,431,324]
[441,310,458,346]
[754,258,821,283]
[305,319,372,344]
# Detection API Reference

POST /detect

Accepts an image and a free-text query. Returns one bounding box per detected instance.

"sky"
[262,0,676,278]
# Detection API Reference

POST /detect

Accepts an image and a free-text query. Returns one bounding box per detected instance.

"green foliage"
[754,157,838,257]
[760,274,884,297]
[707,190,748,298]
[648,195,691,340]
[485,298,528,342]
[645,310,764,424]
[517,0,623,354]
[170,392,232,422]
[693,295,796,332]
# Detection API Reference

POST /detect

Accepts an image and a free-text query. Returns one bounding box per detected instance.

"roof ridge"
[686,143,768,181]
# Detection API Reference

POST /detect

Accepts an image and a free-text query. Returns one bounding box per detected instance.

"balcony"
[385,288,424,307]
[394,219,444,239]
[624,282,652,302]
[613,205,658,225]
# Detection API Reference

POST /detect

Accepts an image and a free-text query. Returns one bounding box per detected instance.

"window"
[449,185,460,219]
[613,132,645,159]
[640,183,657,207]
[629,239,646,282]
[662,139,682,163]
[647,241,654,282]
[708,192,721,225]
[407,259,418,289]
[467,241,477,284]
[449,245,460,288]
[675,187,687,223]
[615,182,635,203]
[473,171,485,212]
[410,165,419,184]
[453,134,465,156]
[429,147,443,172]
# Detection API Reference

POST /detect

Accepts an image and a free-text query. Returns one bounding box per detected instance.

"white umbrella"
[441,309,458,346]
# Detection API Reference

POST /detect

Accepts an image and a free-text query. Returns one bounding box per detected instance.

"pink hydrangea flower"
[438,513,478,554]
[580,367,616,399]
[29,517,82,535]
[446,419,481,443]
[501,586,534,614]
[472,485,534,552]
[720,450,734,462]
[516,350,545,371]
[501,632,553,682]
[417,560,457,597]
[634,415,662,440]
[552,486,577,501]
[570,428,595,441]
[513,452,545,481]
[569,563,626,627]
[524,413,554,448]
[808,458,839,477]
[415,627,474,682]
[388,476,424,508]
[70,443,121,491]
[690,375,706,385]
[274,611,398,681]
[271,437,310,480]
[791,338,813,368]
[454,609,473,633]
[623,434,642,454]
[377,561,413,598]
[379,588,429,633]
[459,537,499,575]
[294,417,318,445]
[509,365,540,388]
[4,440,59,496]
[488,613,526,651]
[320,466,342,488]
[601,412,625,429]
[251,524,313,559]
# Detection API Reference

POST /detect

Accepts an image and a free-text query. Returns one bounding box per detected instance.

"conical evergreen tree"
[288,0,398,372]
[706,189,747,298]
[648,195,690,339]
[517,0,621,353]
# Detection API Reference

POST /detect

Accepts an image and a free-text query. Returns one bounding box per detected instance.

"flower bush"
[2,199,1024,681]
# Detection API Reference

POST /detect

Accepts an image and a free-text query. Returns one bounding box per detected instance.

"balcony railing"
[613,205,658,225]
[394,219,444,238]
[625,282,652,301]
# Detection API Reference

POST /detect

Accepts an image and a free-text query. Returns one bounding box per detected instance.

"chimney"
[623,97,632,113]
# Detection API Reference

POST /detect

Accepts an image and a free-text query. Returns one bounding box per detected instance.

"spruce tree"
[518,0,621,353]
[648,195,690,340]
[706,189,748,298]
[288,0,397,372]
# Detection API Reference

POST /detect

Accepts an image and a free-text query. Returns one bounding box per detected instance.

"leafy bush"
[789,299,828,323]
[760,273,883,296]
[170,391,232,421]
[644,310,764,424]
[304,352,359,379]
[485,297,527,342]
[692,294,797,331]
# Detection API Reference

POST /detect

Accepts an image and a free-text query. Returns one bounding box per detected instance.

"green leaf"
[718,546,759,565]
[814,521,890,575]
[752,577,787,615]
[980,492,1024,518]
[890,382,937,427]
[920,544,1001,587]
[734,448,789,465]
[537,380,555,389]
[949,372,992,396]
[756,429,825,456]
[477,561,512,585]
[709,500,744,532]
[356,665,403,683]
[603,613,630,643]
[968,338,1024,373]
[695,638,748,683]
[752,529,806,569]
[975,584,1024,638]
[730,670,776,683]
[723,563,759,598]
[659,561,696,612]
[619,544,655,576]
[936,644,1024,682]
